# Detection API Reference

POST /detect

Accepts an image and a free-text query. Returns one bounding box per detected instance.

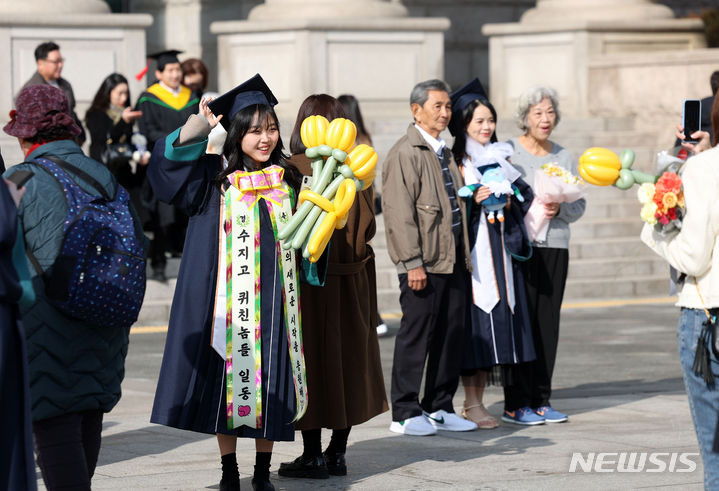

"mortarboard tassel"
[135,60,150,81]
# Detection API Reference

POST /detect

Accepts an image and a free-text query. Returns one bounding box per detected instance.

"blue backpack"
[26,156,147,329]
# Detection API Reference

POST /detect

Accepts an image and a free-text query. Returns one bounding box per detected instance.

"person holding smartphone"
[641,117,719,489]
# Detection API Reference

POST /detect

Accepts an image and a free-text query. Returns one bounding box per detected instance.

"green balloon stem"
[303,210,328,258]
[632,170,658,184]
[338,164,354,179]
[323,175,345,198]
[310,158,324,190]
[332,148,347,163]
[278,200,313,240]
[619,149,635,170]
[305,147,320,159]
[293,205,322,249]
[313,156,336,193]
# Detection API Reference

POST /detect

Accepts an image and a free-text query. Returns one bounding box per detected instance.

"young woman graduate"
[449,79,536,428]
[148,74,320,491]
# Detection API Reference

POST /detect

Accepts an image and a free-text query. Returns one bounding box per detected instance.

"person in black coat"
[86,73,148,226]
[0,162,37,491]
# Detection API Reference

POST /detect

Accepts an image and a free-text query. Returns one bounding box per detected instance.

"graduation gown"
[136,84,199,228]
[148,129,297,441]
[0,182,36,491]
[288,155,388,431]
[462,177,536,372]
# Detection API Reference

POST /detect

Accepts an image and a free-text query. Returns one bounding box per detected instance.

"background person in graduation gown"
[136,50,200,281]
[449,79,536,429]
[86,73,149,227]
[148,76,307,491]
[278,95,388,479]
[0,166,37,491]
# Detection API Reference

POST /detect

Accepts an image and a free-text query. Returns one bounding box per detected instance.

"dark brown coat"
[289,154,388,430]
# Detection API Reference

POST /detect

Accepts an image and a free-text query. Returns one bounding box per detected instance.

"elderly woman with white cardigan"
[642,126,719,490]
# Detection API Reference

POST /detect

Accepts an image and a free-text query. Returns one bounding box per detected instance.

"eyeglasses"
[43,58,64,65]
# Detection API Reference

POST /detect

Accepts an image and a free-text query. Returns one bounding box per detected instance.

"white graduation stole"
[222,165,308,430]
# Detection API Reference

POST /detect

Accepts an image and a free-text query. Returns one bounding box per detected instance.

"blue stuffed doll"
[459,163,524,224]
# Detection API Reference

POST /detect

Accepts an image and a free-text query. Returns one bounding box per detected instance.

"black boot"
[323,450,347,476]
[219,453,240,491]
[277,454,329,479]
[220,479,241,491]
[252,451,274,490]
[251,475,274,491]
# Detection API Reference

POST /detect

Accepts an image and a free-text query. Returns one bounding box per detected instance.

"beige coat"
[381,124,471,274]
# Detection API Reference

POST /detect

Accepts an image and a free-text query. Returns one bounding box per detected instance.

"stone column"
[520,0,673,23]
[211,0,449,151]
[0,2,152,164]
[248,0,407,20]
[482,0,705,119]
[0,0,110,14]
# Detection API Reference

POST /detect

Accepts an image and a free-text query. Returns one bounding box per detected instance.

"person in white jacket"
[641,125,719,490]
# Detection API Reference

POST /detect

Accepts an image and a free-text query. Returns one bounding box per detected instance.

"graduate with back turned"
[136,50,200,281]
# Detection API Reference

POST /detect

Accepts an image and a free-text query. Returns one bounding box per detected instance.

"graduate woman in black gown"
[449,79,536,428]
[148,75,315,491]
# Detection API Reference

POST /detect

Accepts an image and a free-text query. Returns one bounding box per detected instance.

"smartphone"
[682,99,702,143]
[6,169,34,188]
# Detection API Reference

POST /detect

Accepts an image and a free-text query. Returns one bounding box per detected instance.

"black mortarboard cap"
[208,74,278,131]
[449,78,489,136]
[148,49,183,67]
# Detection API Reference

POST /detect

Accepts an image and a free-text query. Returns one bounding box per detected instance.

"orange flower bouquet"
[637,171,684,234]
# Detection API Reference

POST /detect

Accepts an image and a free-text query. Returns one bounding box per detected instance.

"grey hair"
[515,86,561,131]
[410,79,451,107]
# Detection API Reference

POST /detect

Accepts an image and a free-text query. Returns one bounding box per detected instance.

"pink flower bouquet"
[525,163,586,242]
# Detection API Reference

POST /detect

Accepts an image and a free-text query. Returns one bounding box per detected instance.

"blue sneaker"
[501,407,546,425]
[534,406,568,423]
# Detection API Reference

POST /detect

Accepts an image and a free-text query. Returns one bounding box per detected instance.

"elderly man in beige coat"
[382,79,476,436]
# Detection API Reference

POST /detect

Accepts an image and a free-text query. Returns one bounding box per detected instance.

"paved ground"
[37,299,707,490]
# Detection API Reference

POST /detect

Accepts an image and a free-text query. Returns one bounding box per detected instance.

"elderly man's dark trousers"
[391,258,466,421]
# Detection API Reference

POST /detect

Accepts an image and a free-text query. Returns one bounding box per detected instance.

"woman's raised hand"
[200,97,223,129]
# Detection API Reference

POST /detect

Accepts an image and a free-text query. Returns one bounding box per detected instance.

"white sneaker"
[424,409,478,432]
[389,414,437,436]
[376,323,389,336]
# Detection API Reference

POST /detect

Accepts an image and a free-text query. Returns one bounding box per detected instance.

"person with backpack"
[3,84,147,491]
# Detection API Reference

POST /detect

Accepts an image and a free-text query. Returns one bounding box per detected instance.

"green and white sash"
[222,165,307,430]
